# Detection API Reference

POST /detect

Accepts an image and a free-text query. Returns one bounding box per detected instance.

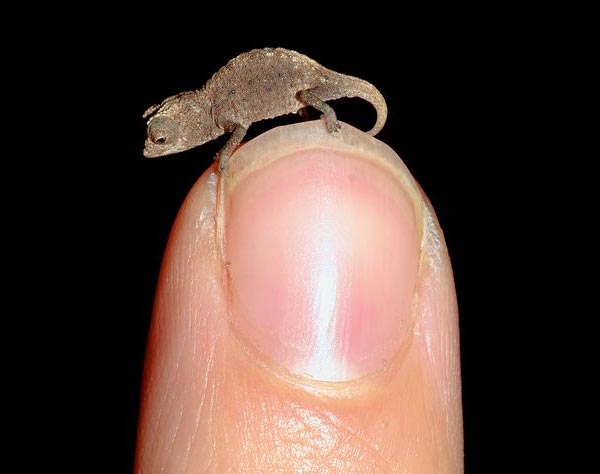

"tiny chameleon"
[143,47,387,172]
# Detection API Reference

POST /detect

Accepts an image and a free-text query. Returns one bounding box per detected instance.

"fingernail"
[223,123,422,381]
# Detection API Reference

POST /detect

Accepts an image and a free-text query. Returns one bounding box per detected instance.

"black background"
[69,17,549,472]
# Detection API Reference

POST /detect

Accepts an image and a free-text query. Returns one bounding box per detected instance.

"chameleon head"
[143,91,223,158]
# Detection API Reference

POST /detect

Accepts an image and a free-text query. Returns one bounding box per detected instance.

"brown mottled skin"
[143,48,387,172]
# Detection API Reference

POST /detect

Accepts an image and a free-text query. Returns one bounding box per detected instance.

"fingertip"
[137,121,463,472]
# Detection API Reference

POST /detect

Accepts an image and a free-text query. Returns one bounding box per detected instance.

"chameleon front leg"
[297,89,341,133]
[216,121,248,173]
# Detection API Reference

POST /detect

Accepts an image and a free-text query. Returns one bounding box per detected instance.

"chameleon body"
[143,48,387,171]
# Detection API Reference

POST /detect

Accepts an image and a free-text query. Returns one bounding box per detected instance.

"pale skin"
[135,122,463,472]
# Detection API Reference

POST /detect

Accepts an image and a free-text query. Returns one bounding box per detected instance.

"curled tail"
[345,76,388,136]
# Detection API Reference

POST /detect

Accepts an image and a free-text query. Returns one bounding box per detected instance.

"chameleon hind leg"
[297,89,341,133]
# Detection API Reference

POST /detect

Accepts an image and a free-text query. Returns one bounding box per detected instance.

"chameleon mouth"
[143,147,158,158]
[143,139,189,158]
[143,140,168,158]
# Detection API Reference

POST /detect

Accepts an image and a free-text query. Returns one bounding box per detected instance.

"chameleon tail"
[346,76,388,136]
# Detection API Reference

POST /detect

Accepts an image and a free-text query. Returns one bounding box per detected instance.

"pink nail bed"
[225,149,420,381]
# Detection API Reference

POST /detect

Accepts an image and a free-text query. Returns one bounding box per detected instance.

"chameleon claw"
[328,119,342,134]
[217,154,228,174]
[322,113,341,134]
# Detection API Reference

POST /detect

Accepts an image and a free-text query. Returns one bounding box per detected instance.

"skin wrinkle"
[187,178,222,471]
[407,197,463,469]
[241,388,257,469]
[206,382,219,471]
[157,319,185,446]
[319,409,389,470]
[165,402,185,472]
[296,415,332,458]
[255,400,317,469]
[148,362,177,467]
[208,363,225,472]
[269,402,388,472]
[428,261,462,465]
[184,347,215,471]
[148,173,225,472]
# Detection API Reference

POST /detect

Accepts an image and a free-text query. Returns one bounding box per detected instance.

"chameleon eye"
[148,117,179,145]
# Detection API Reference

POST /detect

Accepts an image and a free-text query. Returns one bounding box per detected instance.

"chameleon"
[143,48,387,172]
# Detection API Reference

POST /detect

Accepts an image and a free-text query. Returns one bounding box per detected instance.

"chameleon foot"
[323,113,341,133]
[297,89,340,135]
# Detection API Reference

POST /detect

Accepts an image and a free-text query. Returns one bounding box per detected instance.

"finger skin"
[136,122,463,473]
